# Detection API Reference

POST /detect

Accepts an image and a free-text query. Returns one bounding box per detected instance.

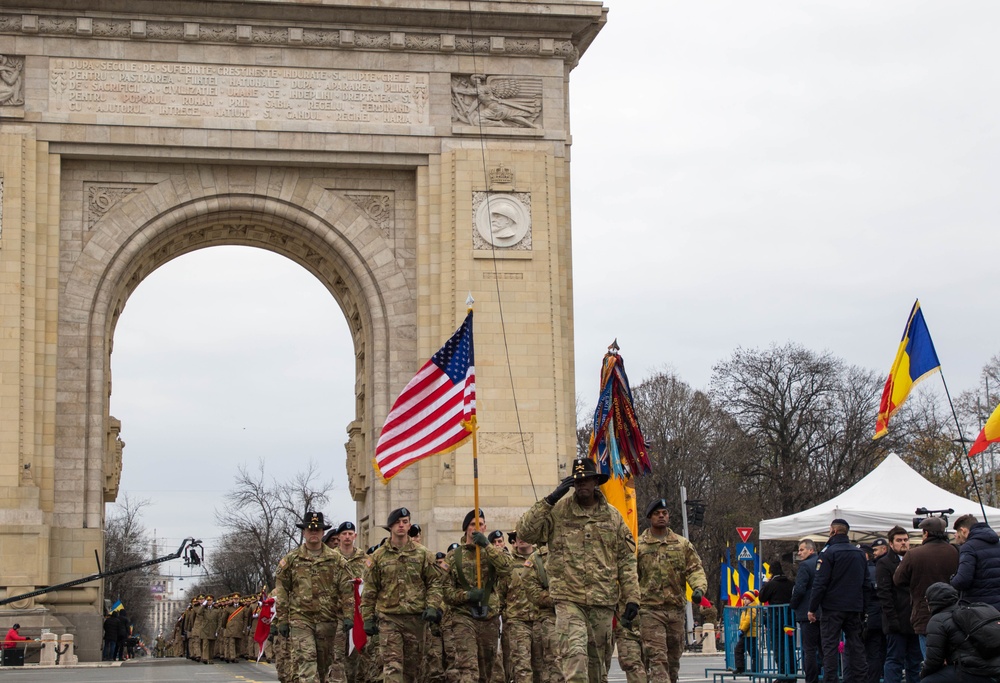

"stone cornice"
[0,6,608,64]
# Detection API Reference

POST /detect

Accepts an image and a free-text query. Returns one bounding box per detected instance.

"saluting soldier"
[443,508,514,683]
[637,498,707,683]
[199,594,223,664]
[274,511,355,683]
[517,458,640,683]
[362,507,444,683]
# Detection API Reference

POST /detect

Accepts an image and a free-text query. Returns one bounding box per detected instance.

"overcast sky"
[109,1,1000,583]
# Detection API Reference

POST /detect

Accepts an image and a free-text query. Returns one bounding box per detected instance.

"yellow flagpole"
[471,421,483,589]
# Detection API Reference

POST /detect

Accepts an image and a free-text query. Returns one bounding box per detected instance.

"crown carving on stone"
[489,165,514,187]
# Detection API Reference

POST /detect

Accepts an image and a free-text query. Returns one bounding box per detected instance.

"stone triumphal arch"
[0,0,605,658]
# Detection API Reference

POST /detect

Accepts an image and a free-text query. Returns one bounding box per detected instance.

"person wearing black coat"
[116,610,130,660]
[921,582,1000,683]
[790,540,823,683]
[951,516,1000,611]
[808,520,869,683]
[760,562,795,676]
[102,613,119,661]
[863,544,886,683]
[876,526,922,683]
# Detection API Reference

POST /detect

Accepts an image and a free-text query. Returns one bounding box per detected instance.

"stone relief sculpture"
[452,74,542,129]
[0,55,24,106]
[473,192,532,250]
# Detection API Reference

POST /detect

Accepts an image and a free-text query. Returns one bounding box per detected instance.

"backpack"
[952,601,1000,658]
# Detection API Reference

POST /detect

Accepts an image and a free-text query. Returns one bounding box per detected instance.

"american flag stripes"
[374,311,476,482]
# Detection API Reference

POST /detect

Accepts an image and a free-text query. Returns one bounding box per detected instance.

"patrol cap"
[408,523,422,538]
[645,498,668,519]
[337,521,356,535]
[831,518,850,531]
[297,511,332,531]
[570,457,610,485]
[462,508,485,531]
[385,507,410,529]
[488,530,504,543]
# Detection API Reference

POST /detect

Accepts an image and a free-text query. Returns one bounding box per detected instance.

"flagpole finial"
[608,339,620,354]
[466,293,475,308]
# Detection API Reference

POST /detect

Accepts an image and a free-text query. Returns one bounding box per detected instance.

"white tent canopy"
[759,452,1000,540]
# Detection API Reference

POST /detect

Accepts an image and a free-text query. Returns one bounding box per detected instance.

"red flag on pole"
[349,577,367,654]
[254,595,274,663]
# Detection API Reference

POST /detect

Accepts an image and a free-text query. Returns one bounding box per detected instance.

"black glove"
[691,589,704,604]
[363,620,379,636]
[472,531,489,548]
[343,618,354,633]
[275,622,290,637]
[545,476,575,505]
[467,588,485,604]
[422,607,442,624]
[622,602,640,628]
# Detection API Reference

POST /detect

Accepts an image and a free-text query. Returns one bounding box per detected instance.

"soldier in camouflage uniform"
[522,546,561,683]
[422,552,450,683]
[275,511,355,683]
[335,522,367,683]
[443,508,514,683]
[361,508,443,683]
[502,533,538,683]
[517,458,640,683]
[637,498,707,683]
[614,593,646,683]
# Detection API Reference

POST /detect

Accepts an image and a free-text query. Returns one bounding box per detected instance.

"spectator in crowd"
[920,582,1000,683]
[102,611,120,661]
[950,514,1000,610]
[116,610,131,661]
[759,561,795,675]
[876,526,922,683]
[733,591,760,674]
[759,562,794,606]
[895,516,959,656]
[790,539,823,683]
[3,623,30,650]
[808,518,869,683]
[862,542,886,683]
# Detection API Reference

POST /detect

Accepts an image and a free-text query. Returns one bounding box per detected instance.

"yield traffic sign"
[736,527,753,542]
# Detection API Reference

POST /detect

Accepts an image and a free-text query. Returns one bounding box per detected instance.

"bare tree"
[104,493,154,635]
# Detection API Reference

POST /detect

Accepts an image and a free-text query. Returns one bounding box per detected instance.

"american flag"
[374,311,476,481]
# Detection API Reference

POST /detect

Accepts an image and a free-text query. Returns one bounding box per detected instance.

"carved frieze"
[0,54,25,106]
[346,193,394,239]
[104,416,125,502]
[452,74,542,129]
[85,183,140,229]
[472,192,532,251]
[479,432,534,455]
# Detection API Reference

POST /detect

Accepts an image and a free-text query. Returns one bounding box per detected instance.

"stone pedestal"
[39,632,57,665]
[702,623,717,653]
[59,633,76,665]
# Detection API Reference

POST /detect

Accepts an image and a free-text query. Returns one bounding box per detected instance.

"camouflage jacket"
[636,527,707,610]
[522,547,555,616]
[361,539,443,621]
[504,549,538,622]
[275,543,354,625]
[444,540,514,619]
[517,492,640,607]
[337,546,368,580]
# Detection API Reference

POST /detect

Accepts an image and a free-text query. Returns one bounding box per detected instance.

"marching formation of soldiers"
[168,458,708,683]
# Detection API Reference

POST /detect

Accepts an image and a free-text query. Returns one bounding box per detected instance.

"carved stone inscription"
[49,58,430,127]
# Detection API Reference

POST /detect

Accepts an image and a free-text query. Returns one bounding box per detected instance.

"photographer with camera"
[894,516,959,657]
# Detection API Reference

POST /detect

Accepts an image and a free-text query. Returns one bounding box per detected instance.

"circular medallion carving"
[474,194,530,248]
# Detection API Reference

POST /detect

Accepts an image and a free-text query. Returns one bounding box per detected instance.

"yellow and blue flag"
[111,599,124,612]
[875,300,941,439]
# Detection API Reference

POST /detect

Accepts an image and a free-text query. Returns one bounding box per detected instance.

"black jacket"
[951,523,1000,610]
[809,534,868,613]
[865,560,882,632]
[117,613,130,639]
[103,614,120,640]
[790,553,819,622]
[759,575,794,606]
[922,582,1000,679]
[876,551,914,635]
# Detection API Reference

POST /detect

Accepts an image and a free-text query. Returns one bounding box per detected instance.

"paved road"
[0,653,727,681]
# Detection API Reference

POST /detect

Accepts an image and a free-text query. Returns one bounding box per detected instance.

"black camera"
[912,507,954,529]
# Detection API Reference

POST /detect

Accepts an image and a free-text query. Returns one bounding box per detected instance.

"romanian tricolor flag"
[969,402,1000,458]
[875,300,941,439]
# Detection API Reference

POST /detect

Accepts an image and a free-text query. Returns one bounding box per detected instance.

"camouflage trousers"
[613,622,646,683]
[421,622,445,683]
[444,611,500,683]
[359,632,384,683]
[504,618,534,683]
[288,620,347,683]
[344,648,360,682]
[273,633,292,683]
[554,602,613,683]
[378,613,425,683]
[639,607,684,683]
[533,613,563,683]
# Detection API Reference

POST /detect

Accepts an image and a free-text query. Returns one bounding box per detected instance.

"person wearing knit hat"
[636,496,709,683]
[273,510,355,682]
[442,509,514,682]
[361,503,443,683]
[516,458,640,682]
[734,591,761,673]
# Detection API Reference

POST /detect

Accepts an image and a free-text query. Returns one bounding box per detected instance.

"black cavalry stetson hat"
[570,458,609,485]
[297,511,332,531]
